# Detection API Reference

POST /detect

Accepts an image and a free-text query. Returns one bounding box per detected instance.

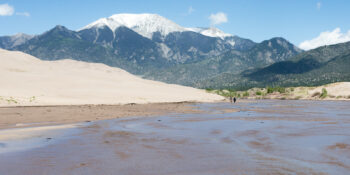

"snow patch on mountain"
[186,27,233,39]
[80,13,186,39]
[225,39,235,47]
[80,13,235,41]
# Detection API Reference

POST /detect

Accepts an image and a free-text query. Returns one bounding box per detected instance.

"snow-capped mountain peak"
[80,13,187,39]
[186,27,233,39]
[80,13,236,43]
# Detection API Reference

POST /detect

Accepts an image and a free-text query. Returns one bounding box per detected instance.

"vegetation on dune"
[243,91,249,97]
[320,88,328,98]
[205,88,214,93]
[206,83,348,101]
[0,96,37,104]
[208,89,239,98]
[6,97,18,104]
[266,86,286,94]
[29,96,36,102]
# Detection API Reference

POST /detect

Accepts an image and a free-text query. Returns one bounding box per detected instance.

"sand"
[0,102,200,129]
[0,49,224,106]
[308,82,350,99]
[0,124,78,141]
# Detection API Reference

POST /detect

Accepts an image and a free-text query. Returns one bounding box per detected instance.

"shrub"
[29,96,36,102]
[6,97,18,104]
[277,87,286,93]
[217,90,227,97]
[216,90,237,97]
[233,92,237,97]
[227,91,237,97]
[320,88,328,98]
[266,86,286,94]
[243,91,249,97]
[267,87,274,94]
[256,91,262,96]
[227,89,236,92]
[205,88,214,92]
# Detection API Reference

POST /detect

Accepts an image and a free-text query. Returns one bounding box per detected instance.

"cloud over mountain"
[209,12,228,26]
[0,4,14,16]
[299,28,350,50]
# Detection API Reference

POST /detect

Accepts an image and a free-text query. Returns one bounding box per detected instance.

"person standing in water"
[233,97,236,103]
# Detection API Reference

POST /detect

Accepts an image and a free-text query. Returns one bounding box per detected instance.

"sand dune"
[308,82,350,99]
[0,49,224,106]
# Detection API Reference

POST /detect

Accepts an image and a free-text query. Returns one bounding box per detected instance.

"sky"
[1,0,350,50]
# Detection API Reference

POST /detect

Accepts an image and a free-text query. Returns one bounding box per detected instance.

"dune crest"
[0,49,223,106]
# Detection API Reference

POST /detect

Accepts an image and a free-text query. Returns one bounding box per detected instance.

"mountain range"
[196,41,350,89]
[2,13,347,89]
[0,33,33,49]
[2,14,262,75]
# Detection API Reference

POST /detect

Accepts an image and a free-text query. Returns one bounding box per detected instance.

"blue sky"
[1,0,350,48]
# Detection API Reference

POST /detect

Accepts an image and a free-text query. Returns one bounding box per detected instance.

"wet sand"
[0,102,200,129]
[1,100,350,174]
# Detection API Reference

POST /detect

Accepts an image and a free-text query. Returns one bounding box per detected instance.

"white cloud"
[188,6,195,15]
[317,2,322,10]
[209,12,228,26]
[299,28,350,50]
[16,12,30,17]
[0,4,14,16]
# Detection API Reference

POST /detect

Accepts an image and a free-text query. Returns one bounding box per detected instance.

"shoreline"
[0,101,200,108]
[0,102,203,130]
[2,98,347,130]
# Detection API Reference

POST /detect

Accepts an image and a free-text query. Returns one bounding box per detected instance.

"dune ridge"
[0,49,224,106]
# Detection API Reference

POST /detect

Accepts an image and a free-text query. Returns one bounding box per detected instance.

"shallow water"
[0,124,83,154]
[1,100,350,175]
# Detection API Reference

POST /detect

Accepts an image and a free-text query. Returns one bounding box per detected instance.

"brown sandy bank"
[0,102,203,129]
